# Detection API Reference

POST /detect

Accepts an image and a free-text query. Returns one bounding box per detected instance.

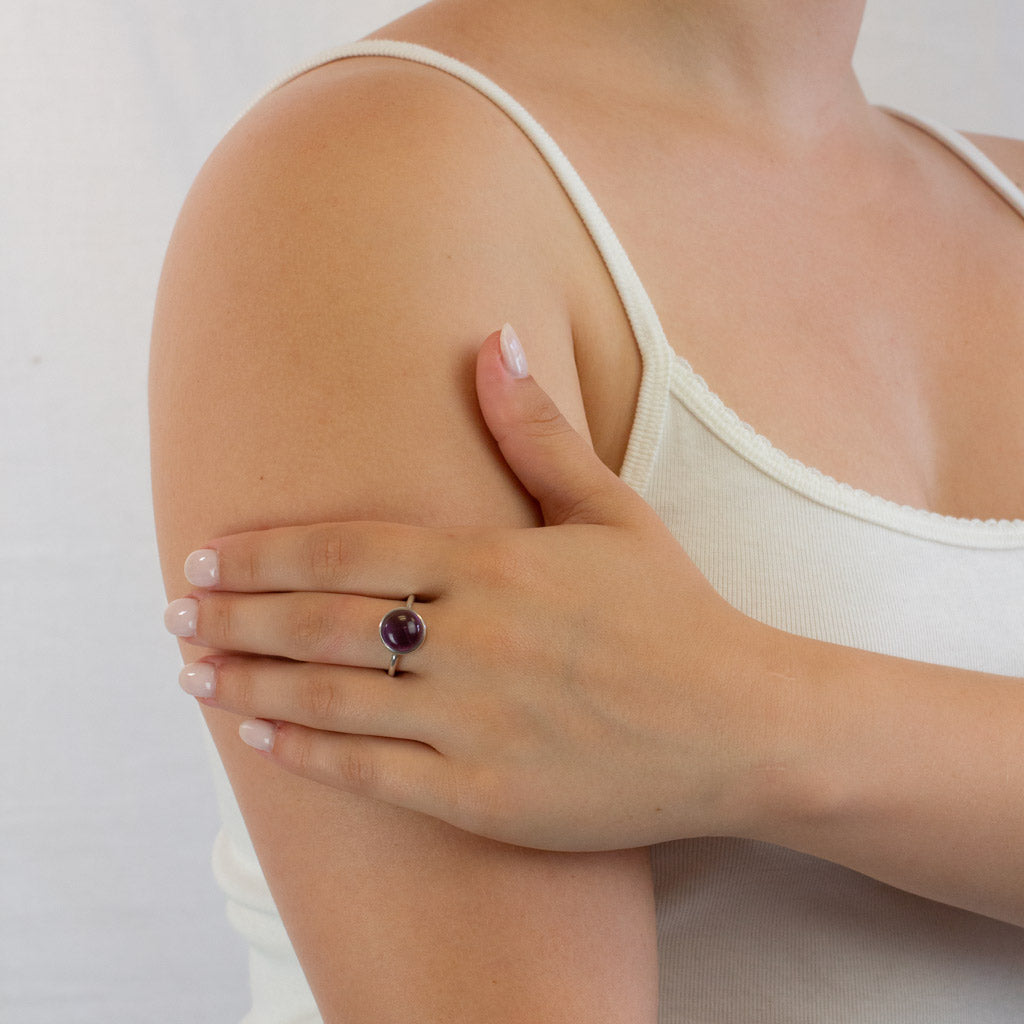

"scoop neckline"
[649,107,1024,549]
[664,349,1024,548]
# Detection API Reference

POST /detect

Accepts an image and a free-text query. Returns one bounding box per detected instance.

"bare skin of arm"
[168,361,1024,929]
[150,60,657,1023]
[158,114,1024,932]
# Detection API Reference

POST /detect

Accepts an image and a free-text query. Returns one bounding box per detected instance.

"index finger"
[183,520,455,597]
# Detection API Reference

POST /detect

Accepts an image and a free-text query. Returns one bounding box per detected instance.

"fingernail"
[184,549,219,587]
[239,719,277,752]
[164,597,199,637]
[179,662,216,698]
[499,323,529,379]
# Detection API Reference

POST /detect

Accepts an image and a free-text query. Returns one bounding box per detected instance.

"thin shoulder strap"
[881,107,1024,218]
[239,39,672,495]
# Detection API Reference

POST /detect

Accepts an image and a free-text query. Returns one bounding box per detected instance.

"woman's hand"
[164,326,781,852]
[163,328,1024,925]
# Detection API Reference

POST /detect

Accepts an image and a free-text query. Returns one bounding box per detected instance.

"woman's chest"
[570,122,1024,522]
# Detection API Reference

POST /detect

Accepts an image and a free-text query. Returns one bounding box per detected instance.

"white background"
[2,2,1021,1021]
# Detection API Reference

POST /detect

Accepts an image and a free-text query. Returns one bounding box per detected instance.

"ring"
[379,595,426,676]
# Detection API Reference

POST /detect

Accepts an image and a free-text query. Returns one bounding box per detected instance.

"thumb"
[475,324,640,526]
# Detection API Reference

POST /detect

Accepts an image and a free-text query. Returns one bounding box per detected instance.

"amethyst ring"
[379,595,426,676]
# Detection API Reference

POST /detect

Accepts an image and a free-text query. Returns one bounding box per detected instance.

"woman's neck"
[407,0,872,145]
[614,0,869,131]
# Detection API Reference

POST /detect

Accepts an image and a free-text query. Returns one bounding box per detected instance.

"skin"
[151,0,1024,1017]
[170,329,1024,927]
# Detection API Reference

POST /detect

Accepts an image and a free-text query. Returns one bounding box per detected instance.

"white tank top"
[207,40,1024,1024]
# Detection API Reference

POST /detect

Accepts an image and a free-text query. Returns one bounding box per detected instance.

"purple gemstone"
[379,607,426,655]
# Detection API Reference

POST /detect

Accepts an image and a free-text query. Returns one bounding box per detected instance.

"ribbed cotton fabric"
[207,41,1024,1023]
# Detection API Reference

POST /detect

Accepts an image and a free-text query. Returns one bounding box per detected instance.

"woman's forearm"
[742,622,1024,925]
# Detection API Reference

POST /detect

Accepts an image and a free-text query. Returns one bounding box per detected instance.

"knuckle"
[521,401,567,440]
[553,480,612,526]
[221,540,262,590]
[504,387,568,440]
[289,599,337,657]
[201,596,235,648]
[470,538,525,591]
[218,659,258,710]
[278,725,315,776]
[342,742,378,791]
[490,394,565,449]
[307,528,349,591]
[240,545,263,589]
[298,671,344,723]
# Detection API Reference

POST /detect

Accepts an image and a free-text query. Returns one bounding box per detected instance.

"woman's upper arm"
[150,60,657,1022]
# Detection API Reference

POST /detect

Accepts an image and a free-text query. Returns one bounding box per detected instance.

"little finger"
[237,721,470,827]
[183,657,443,745]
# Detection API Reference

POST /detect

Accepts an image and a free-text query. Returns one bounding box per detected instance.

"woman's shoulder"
[228,55,527,178]
[170,51,596,362]
[160,51,628,462]
[192,54,562,261]
[154,50,603,481]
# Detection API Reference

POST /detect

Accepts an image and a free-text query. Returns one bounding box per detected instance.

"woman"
[152,0,1024,1020]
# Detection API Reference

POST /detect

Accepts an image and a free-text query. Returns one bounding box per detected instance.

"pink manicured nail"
[499,323,529,379]
[239,719,277,752]
[184,549,219,587]
[179,662,216,698]
[164,597,199,637]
